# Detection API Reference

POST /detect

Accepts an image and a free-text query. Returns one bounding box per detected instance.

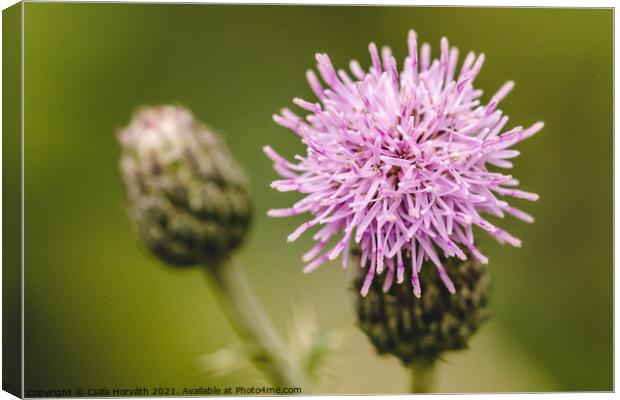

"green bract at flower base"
[352,248,491,392]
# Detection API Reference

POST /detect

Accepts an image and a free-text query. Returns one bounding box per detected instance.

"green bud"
[118,105,252,267]
[353,250,490,365]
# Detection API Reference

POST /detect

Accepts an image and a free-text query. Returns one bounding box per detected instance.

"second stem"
[203,258,307,389]
[410,359,436,393]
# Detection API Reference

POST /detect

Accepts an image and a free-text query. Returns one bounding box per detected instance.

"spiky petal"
[266,31,542,297]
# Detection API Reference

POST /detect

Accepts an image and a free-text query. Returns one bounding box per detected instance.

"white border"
[0,1,615,400]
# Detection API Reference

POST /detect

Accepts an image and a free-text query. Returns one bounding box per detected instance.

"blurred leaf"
[199,342,251,378]
[286,304,346,382]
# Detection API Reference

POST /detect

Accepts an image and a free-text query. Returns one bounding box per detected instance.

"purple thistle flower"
[265,31,543,298]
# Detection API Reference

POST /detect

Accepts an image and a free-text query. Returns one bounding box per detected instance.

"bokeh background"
[23,4,612,393]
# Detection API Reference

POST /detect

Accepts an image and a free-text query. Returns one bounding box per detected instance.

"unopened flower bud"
[353,249,490,365]
[118,105,252,267]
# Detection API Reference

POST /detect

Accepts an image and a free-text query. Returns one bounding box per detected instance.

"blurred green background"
[22,4,612,393]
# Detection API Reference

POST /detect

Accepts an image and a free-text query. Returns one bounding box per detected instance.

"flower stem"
[203,257,307,389]
[409,358,436,393]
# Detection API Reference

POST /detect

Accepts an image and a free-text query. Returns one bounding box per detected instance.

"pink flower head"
[265,31,542,298]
